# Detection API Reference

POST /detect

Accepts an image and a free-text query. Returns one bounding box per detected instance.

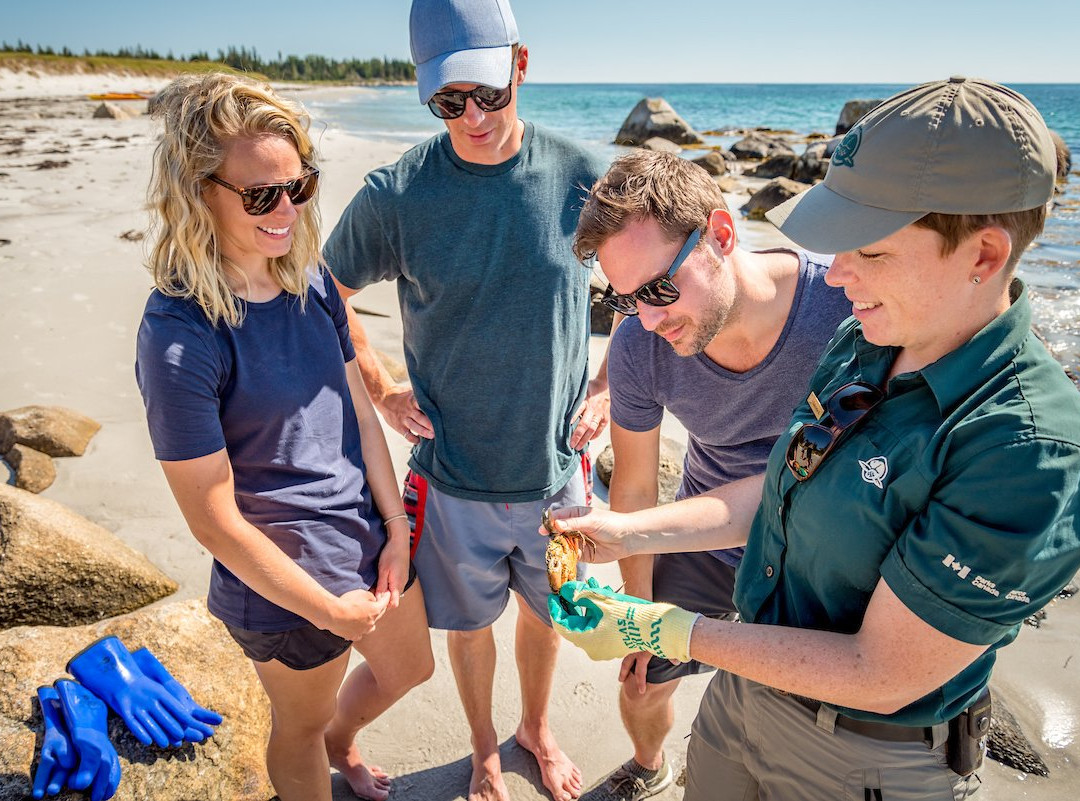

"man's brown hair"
[913,206,1047,273]
[573,150,728,261]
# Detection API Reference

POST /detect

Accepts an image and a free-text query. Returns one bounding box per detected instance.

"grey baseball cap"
[766,77,1057,253]
[410,0,519,105]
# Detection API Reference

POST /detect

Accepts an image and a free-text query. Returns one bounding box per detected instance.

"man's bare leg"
[448,625,510,801]
[513,595,583,801]
[620,675,680,770]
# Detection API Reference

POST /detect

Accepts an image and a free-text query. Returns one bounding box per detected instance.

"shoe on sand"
[593,756,673,801]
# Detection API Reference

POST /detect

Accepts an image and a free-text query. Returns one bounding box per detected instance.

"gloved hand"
[548,577,701,662]
[131,647,222,743]
[32,685,76,798]
[67,636,197,748]
[53,680,122,801]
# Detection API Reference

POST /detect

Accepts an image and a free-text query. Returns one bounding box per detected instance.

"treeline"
[0,41,416,82]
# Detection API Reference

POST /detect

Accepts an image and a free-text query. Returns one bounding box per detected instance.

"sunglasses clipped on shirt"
[206,168,320,216]
[599,227,702,316]
[785,381,884,481]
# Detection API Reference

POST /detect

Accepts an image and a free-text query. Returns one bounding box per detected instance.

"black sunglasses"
[600,228,702,316]
[427,60,515,119]
[786,381,884,481]
[206,168,319,216]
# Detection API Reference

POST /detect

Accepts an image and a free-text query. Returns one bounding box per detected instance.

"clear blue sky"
[5,0,1077,83]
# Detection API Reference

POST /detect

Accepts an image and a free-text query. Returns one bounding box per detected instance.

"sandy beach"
[1,68,1077,801]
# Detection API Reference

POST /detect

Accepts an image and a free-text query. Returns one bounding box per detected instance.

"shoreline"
[1,72,1077,801]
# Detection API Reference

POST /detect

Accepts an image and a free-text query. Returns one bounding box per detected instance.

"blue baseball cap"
[410,0,519,105]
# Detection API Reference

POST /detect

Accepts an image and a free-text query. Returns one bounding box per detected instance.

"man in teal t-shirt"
[322,2,608,800]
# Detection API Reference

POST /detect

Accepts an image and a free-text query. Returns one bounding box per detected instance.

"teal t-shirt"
[323,123,606,502]
[736,280,1080,726]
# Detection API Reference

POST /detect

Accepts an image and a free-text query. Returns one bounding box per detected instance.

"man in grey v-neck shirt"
[573,150,850,801]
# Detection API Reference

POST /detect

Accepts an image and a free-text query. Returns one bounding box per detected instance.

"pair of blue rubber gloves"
[32,637,224,800]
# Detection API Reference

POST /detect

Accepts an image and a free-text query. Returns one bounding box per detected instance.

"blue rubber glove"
[32,685,76,798]
[67,636,195,748]
[131,647,222,743]
[53,680,121,801]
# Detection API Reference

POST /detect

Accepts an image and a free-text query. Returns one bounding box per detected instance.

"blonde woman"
[136,73,432,801]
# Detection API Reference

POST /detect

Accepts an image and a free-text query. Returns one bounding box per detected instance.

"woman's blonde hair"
[147,72,320,327]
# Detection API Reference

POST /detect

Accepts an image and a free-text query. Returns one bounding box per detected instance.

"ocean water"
[305,83,1080,370]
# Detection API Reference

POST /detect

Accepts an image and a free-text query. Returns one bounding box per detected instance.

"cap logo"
[832,126,862,168]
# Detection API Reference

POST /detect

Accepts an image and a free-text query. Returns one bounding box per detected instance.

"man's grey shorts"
[684,671,976,801]
[641,550,738,684]
[404,455,590,630]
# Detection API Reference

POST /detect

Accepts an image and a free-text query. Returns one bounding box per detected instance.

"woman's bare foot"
[325,737,392,801]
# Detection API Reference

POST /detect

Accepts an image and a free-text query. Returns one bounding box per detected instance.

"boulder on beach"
[791,138,840,184]
[92,100,141,120]
[740,177,811,221]
[590,272,614,335]
[642,136,681,154]
[615,98,705,147]
[0,483,177,628]
[746,153,798,180]
[691,150,730,176]
[835,98,883,135]
[2,443,54,493]
[596,437,686,505]
[0,599,273,801]
[729,133,795,162]
[0,404,100,457]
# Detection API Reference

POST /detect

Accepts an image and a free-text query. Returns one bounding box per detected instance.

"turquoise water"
[305,83,1080,369]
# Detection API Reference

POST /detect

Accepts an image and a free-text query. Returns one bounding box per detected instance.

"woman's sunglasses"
[427,82,514,119]
[785,381,884,481]
[206,168,320,216]
[599,228,702,316]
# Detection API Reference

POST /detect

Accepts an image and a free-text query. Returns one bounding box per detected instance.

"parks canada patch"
[832,126,862,168]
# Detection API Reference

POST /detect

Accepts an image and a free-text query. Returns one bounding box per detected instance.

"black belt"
[779,691,935,744]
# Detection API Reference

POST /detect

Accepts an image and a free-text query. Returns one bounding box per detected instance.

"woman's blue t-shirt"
[135,268,384,631]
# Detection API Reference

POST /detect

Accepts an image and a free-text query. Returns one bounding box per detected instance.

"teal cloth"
[323,123,606,502]
[736,280,1080,726]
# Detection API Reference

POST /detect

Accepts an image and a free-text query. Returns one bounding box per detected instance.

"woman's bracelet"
[383,512,409,527]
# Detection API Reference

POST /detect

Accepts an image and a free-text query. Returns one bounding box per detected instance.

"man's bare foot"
[469,749,510,801]
[515,724,583,801]
[326,737,391,801]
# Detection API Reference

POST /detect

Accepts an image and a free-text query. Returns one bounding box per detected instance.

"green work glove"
[548,577,701,662]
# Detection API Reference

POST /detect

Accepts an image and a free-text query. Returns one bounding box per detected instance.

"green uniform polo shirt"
[735,280,1080,727]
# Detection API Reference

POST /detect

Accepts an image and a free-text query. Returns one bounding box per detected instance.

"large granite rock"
[590,272,614,335]
[835,98,883,135]
[0,484,177,628]
[0,405,101,457]
[791,139,839,184]
[0,599,273,801]
[740,178,811,221]
[2,443,54,493]
[729,133,795,162]
[642,136,681,154]
[595,436,686,505]
[92,101,141,120]
[691,151,730,176]
[746,153,798,180]
[987,685,1049,776]
[615,98,705,147]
